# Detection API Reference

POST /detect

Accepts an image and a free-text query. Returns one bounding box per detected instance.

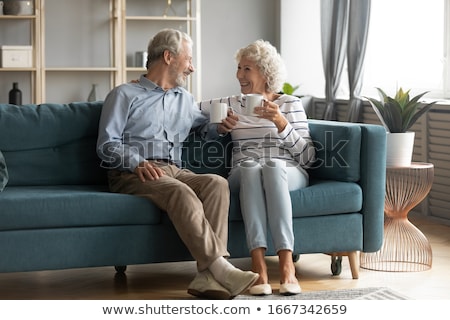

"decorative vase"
[87,84,97,102]
[386,131,415,167]
[3,0,33,15]
[8,82,22,105]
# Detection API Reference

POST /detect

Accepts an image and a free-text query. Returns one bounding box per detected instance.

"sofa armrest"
[308,120,386,252]
[359,123,386,252]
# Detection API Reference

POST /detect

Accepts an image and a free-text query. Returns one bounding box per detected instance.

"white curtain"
[347,0,371,122]
[320,0,371,122]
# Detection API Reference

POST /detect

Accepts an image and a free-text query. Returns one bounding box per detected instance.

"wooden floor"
[0,216,449,300]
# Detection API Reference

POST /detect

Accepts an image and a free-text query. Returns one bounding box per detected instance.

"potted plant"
[282,82,300,95]
[281,82,316,117]
[365,87,437,167]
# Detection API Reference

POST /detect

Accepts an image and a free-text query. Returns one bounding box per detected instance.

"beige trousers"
[107,161,230,271]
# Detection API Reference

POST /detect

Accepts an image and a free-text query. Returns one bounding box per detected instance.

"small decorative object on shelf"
[163,0,176,17]
[3,0,34,16]
[9,82,22,105]
[87,84,97,102]
[135,51,148,68]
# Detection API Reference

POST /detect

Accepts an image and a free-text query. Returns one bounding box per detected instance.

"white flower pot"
[386,131,415,167]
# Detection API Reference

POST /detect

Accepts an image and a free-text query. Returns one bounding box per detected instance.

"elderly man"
[96,28,258,299]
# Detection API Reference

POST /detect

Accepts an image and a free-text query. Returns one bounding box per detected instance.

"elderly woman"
[200,40,316,296]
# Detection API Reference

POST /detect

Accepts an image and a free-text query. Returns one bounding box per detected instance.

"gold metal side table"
[360,162,434,272]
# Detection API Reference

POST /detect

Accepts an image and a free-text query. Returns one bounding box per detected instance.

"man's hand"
[217,109,239,135]
[134,161,165,182]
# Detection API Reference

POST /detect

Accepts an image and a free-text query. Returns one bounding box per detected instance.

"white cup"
[210,102,228,123]
[245,94,263,116]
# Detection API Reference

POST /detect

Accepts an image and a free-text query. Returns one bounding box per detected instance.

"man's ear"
[163,50,172,65]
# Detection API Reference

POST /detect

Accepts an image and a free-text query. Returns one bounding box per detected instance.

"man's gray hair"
[146,28,193,68]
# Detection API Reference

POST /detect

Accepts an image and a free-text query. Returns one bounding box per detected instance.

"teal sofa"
[0,102,386,279]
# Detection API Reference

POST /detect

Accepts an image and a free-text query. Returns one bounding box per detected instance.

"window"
[280,0,448,99]
[363,0,444,99]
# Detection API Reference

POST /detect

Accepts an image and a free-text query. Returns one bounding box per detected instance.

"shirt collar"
[139,75,183,94]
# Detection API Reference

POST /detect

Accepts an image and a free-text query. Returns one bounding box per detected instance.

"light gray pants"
[107,161,230,271]
[228,159,309,253]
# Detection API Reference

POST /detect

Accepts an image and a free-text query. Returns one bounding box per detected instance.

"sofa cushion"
[308,120,361,182]
[0,186,162,231]
[289,179,362,217]
[0,150,8,192]
[0,102,107,186]
[228,179,362,221]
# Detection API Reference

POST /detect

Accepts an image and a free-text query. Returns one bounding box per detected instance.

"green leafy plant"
[282,82,299,95]
[365,87,437,133]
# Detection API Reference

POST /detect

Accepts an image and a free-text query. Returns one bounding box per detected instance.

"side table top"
[387,162,434,170]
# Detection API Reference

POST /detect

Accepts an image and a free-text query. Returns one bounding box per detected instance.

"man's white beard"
[175,74,187,87]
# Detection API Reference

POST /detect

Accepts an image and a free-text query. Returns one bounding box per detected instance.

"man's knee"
[205,174,229,194]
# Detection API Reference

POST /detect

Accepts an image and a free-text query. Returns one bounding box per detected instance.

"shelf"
[125,16,195,21]
[0,68,37,72]
[45,67,119,72]
[0,15,37,19]
[126,67,146,72]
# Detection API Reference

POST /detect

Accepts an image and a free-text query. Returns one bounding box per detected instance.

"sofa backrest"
[307,120,362,182]
[182,120,363,183]
[0,102,107,186]
[0,102,365,187]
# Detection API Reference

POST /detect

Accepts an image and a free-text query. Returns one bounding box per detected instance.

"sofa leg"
[347,251,359,279]
[329,251,359,279]
[115,265,127,273]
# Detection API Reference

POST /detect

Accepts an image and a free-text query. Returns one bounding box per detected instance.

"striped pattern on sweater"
[199,94,316,169]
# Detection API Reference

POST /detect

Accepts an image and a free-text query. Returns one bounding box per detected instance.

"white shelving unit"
[0,0,42,103]
[0,0,200,104]
[42,0,116,103]
[120,0,201,99]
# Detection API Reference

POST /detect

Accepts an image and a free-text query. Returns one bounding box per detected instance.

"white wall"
[200,0,279,100]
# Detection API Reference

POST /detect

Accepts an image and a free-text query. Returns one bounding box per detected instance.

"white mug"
[245,94,263,116]
[210,102,228,123]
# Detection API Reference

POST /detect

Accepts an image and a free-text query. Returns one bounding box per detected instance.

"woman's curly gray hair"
[235,40,287,93]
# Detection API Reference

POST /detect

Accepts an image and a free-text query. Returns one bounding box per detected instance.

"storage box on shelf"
[0,45,32,68]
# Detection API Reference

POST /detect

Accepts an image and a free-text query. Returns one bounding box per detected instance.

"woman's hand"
[255,100,288,132]
[217,109,239,134]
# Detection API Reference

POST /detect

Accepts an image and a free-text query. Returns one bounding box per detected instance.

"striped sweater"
[199,94,316,169]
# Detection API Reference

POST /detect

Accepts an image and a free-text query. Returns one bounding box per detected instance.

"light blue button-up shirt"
[97,75,215,171]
